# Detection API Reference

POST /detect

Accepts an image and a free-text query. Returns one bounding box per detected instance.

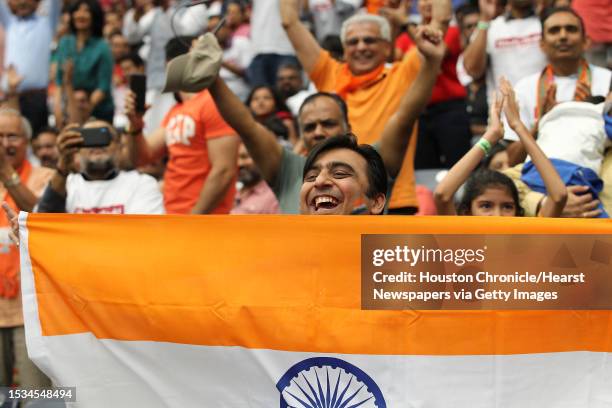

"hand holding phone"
[79,127,112,148]
[129,74,147,114]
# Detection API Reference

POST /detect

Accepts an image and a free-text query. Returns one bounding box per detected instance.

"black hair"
[457,169,524,216]
[222,0,246,14]
[165,37,195,62]
[68,0,104,38]
[118,52,145,68]
[245,86,290,116]
[34,126,59,139]
[298,92,350,129]
[303,135,388,201]
[540,6,586,37]
[321,35,344,60]
[277,63,303,74]
[263,116,289,140]
[455,4,479,24]
[481,142,508,170]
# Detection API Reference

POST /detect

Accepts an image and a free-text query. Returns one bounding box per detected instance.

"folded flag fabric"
[18,213,612,407]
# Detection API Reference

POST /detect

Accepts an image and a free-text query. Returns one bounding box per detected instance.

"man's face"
[110,34,129,61]
[207,15,221,34]
[460,12,479,42]
[237,143,261,187]
[226,3,243,29]
[79,121,119,177]
[119,59,144,76]
[276,67,303,98]
[74,90,92,116]
[343,22,391,76]
[33,132,59,169]
[540,12,586,62]
[299,97,347,152]
[8,0,38,18]
[0,114,27,170]
[300,148,385,215]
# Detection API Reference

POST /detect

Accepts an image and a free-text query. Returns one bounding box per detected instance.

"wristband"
[477,21,490,30]
[476,138,492,155]
[2,171,21,187]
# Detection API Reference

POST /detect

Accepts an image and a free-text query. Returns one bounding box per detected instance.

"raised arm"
[190,135,238,214]
[36,124,82,212]
[462,0,497,79]
[377,25,444,178]
[500,77,567,217]
[209,77,283,185]
[280,0,323,73]
[434,93,505,215]
[124,90,168,166]
[1,202,19,246]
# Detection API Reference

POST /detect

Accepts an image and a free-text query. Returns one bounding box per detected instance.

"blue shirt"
[0,0,60,91]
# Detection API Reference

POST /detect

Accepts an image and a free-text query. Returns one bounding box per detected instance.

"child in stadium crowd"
[482,142,510,172]
[246,85,298,145]
[434,78,567,217]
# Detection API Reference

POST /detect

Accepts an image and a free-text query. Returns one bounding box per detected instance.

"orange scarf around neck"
[335,64,386,100]
[535,59,591,119]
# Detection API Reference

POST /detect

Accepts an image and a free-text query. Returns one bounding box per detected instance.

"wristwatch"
[3,171,20,188]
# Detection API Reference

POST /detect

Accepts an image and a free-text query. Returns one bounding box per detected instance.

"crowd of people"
[0,0,611,394]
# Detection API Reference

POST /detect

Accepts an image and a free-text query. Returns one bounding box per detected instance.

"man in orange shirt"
[280,0,450,213]
[0,108,52,388]
[126,39,239,214]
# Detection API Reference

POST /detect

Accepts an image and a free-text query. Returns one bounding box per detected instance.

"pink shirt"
[231,180,280,214]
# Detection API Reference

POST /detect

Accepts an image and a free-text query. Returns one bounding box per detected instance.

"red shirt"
[162,90,238,214]
[396,26,466,104]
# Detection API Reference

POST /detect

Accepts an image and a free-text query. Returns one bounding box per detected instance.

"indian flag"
[18,213,612,407]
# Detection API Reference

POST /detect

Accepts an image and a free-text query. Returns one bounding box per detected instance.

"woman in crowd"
[246,85,298,146]
[54,0,114,125]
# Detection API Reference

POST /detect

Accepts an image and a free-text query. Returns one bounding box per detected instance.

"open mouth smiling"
[312,195,341,213]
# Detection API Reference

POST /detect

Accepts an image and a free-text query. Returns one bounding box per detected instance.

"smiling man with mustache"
[300,135,387,215]
[503,7,611,164]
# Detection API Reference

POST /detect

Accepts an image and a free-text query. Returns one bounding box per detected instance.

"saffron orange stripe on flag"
[25,214,612,355]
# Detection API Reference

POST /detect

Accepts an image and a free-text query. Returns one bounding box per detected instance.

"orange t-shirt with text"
[162,90,237,214]
[309,48,421,209]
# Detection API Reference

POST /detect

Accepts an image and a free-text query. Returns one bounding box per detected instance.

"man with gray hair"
[0,108,53,388]
[280,0,451,214]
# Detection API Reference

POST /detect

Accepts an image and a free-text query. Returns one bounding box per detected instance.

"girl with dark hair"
[246,86,298,146]
[54,0,114,125]
[434,78,567,217]
[482,142,510,172]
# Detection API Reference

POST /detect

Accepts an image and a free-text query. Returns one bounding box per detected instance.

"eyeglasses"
[344,36,386,47]
[0,134,23,144]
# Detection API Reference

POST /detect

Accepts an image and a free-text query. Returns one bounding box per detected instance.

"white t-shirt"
[220,36,254,102]
[504,64,611,140]
[251,0,295,55]
[526,102,609,173]
[308,0,361,42]
[485,15,547,104]
[66,171,165,214]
